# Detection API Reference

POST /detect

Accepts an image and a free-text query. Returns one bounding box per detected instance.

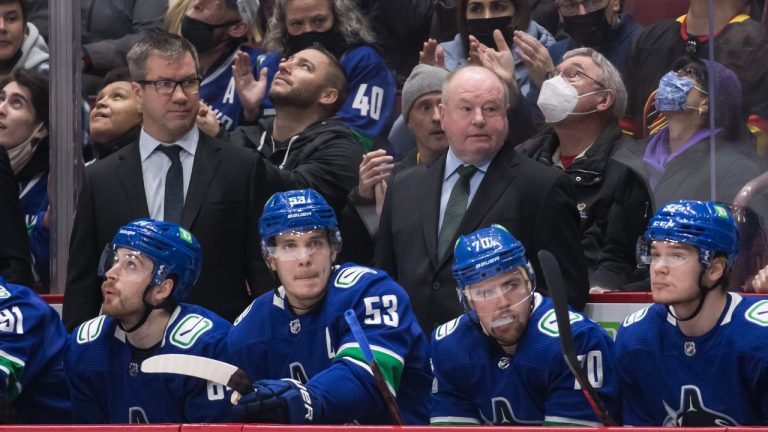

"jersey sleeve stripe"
[336,342,405,366]
[0,354,25,401]
[543,415,601,426]
[336,352,400,396]
[430,416,481,425]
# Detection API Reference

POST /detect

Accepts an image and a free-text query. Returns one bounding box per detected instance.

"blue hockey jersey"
[228,262,432,424]
[430,293,619,426]
[200,45,262,131]
[66,304,233,423]
[258,45,396,146]
[614,292,768,426]
[0,277,69,423]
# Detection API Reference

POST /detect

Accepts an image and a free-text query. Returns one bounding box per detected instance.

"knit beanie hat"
[401,64,449,121]
[700,59,743,134]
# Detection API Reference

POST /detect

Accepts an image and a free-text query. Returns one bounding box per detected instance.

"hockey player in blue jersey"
[228,188,432,424]
[66,219,233,423]
[615,200,768,426]
[430,224,619,426]
[0,276,70,423]
[181,0,262,131]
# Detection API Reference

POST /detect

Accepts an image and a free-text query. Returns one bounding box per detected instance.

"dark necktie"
[155,145,184,223]
[437,164,477,260]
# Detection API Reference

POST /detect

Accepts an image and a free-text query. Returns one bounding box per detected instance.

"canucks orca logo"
[662,385,738,426]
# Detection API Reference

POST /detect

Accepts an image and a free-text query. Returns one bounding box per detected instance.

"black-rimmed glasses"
[137,78,202,95]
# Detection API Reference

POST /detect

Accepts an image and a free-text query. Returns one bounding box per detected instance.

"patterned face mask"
[654,71,707,113]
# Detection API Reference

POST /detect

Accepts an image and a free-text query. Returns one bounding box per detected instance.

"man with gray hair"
[517,47,652,292]
[63,32,270,331]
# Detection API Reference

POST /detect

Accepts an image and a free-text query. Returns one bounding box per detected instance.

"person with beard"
[87,67,143,161]
[0,68,50,291]
[256,0,395,151]
[547,0,640,68]
[66,219,234,423]
[615,200,768,426]
[180,0,262,131]
[429,224,619,425]
[225,45,362,216]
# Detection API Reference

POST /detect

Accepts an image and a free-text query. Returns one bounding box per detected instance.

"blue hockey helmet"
[99,218,202,303]
[259,188,341,256]
[639,200,739,269]
[452,224,534,288]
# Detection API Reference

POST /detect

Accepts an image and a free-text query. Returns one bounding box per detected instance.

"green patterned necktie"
[437,164,477,260]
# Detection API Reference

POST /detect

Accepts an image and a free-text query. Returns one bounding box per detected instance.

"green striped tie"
[437,165,477,260]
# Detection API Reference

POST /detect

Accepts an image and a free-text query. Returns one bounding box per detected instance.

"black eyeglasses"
[137,78,202,95]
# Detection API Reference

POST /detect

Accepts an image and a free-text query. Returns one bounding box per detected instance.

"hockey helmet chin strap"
[475,293,535,350]
[664,268,725,323]
[118,282,172,334]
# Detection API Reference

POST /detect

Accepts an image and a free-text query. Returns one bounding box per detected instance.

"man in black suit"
[62,33,268,331]
[375,65,589,335]
[0,146,33,286]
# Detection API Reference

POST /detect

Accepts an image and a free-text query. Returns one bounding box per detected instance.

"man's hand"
[513,30,555,89]
[196,101,221,136]
[468,30,520,103]
[419,38,446,69]
[233,379,320,424]
[752,265,768,293]
[358,149,394,200]
[232,51,268,122]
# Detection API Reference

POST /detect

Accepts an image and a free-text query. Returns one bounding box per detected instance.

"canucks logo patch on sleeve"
[537,309,583,337]
[76,315,107,344]
[0,285,11,299]
[169,314,213,349]
[622,306,650,327]
[434,317,461,341]
[744,300,768,327]
[334,266,376,288]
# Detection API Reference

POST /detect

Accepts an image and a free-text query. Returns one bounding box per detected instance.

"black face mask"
[181,16,240,54]
[465,16,515,50]
[562,7,612,48]
[286,29,348,59]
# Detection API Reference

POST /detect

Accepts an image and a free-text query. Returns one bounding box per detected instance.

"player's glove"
[233,378,321,424]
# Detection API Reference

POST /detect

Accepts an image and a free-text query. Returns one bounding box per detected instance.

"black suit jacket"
[0,146,33,286]
[375,142,589,335]
[63,132,271,330]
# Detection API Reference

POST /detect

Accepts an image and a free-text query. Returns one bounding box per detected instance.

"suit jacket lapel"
[116,142,149,218]
[419,156,445,270]
[436,144,520,269]
[181,134,222,227]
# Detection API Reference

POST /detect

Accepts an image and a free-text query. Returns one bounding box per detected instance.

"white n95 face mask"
[537,75,604,123]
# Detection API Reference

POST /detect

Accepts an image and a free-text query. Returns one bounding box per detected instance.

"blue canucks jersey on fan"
[228,262,432,424]
[0,277,69,423]
[66,304,233,423]
[258,45,396,145]
[615,292,768,426]
[200,45,262,131]
[430,293,619,426]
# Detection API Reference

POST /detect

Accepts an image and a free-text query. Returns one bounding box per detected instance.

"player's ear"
[154,277,175,302]
[706,256,727,283]
[266,256,277,272]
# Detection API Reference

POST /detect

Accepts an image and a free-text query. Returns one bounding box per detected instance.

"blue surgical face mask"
[654,71,707,113]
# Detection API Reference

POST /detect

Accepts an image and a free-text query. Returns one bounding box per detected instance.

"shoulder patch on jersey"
[744,300,768,327]
[233,302,252,326]
[622,306,650,328]
[0,285,10,299]
[169,314,213,349]
[334,266,377,289]
[434,317,462,341]
[537,309,583,337]
[76,315,107,344]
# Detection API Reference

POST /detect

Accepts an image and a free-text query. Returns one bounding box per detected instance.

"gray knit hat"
[401,64,449,121]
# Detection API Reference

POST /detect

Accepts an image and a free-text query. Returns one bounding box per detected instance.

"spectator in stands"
[0,146,33,287]
[0,274,70,423]
[226,45,362,216]
[622,0,768,140]
[179,0,262,131]
[0,68,50,291]
[258,0,396,151]
[548,0,640,69]
[615,200,768,426]
[344,63,450,265]
[80,0,169,95]
[87,67,142,161]
[613,58,764,206]
[518,47,651,292]
[421,0,555,97]
[66,219,233,423]
[63,33,268,331]
[375,65,589,336]
[0,0,48,76]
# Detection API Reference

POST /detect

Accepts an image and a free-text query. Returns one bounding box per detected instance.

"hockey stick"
[537,250,617,426]
[343,309,404,425]
[141,353,253,404]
